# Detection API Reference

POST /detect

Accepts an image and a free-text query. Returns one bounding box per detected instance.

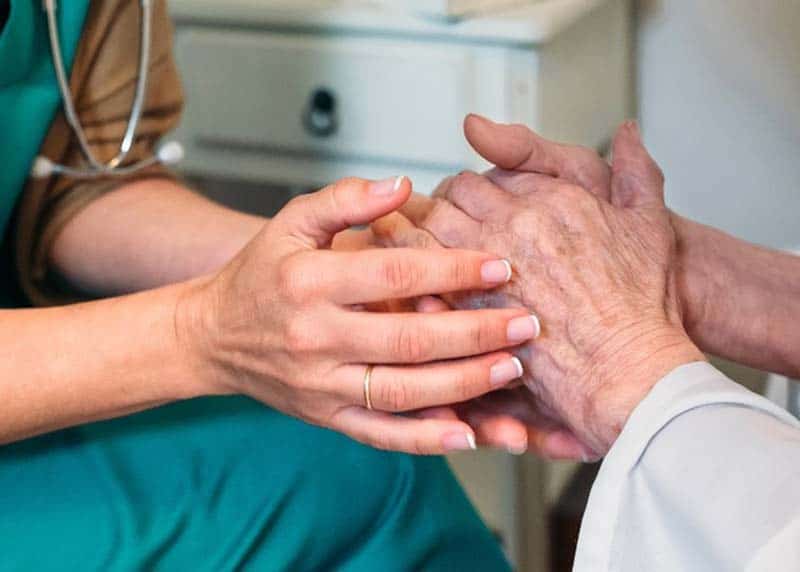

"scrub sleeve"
[0,2,510,570]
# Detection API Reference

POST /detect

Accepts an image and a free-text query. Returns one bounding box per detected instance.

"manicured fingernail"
[370,176,404,196]
[443,432,477,452]
[481,259,512,284]
[507,441,528,456]
[490,356,524,388]
[507,314,541,343]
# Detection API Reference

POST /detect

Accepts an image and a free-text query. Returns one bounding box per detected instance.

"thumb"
[610,121,665,208]
[279,176,411,248]
[464,113,560,175]
[463,114,612,200]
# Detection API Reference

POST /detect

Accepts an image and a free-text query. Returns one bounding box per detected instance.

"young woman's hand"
[178,176,537,455]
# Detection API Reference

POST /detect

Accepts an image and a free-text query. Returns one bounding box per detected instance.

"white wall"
[636,0,800,249]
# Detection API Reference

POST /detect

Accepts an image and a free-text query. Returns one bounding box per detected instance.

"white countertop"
[169,0,608,45]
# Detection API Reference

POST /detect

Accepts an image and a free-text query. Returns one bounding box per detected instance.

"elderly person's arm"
[462,114,800,379]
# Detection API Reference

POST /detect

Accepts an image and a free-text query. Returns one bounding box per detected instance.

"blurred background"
[167,1,800,569]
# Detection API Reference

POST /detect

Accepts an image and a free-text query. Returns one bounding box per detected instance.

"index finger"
[312,248,513,305]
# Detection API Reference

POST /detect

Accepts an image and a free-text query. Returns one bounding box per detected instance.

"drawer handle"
[303,87,339,138]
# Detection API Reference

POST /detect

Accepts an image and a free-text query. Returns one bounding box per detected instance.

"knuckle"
[329,176,362,202]
[285,193,312,213]
[410,435,434,456]
[425,199,457,235]
[472,317,496,353]
[275,258,299,296]
[378,380,416,412]
[303,399,332,425]
[559,183,588,204]
[371,213,402,243]
[550,184,597,216]
[325,177,370,223]
[277,257,318,304]
[445,257,475,289]
[329,177,368,198]
[452,170,480,187]
[282,194,315,226]
[446,171,481,200]
[391,323,432,363]
[284,314,321,355]
[453,368,481,401]
[509,210,539,237]
[378,256,422,295]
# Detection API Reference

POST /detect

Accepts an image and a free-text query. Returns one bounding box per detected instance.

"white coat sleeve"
[574,362,800,572]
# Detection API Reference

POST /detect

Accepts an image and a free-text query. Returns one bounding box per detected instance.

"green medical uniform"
[0,3,510,570]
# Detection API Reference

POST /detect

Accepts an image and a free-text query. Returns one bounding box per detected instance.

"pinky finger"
[460,409,530,455]
[416,406,530,455]
[413,406,461,421]
[331,406,477,456]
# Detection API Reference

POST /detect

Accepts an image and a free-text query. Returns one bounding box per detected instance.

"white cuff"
[574,361,800,571]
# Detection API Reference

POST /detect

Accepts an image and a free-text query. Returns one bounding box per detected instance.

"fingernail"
[507,441,528,456]
[481,259,513,284]
[370,176,404,196]
[443,432,477,452]
[507,314,541,344]
[490,356,524,388]
[468,113,494,126]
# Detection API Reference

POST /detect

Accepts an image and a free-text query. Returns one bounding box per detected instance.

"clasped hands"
[370,116,705,459]
[176,115,704,461]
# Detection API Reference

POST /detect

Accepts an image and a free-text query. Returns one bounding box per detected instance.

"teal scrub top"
[0,0,90,306]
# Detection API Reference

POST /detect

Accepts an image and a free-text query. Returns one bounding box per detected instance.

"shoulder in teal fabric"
[0,0,91,238]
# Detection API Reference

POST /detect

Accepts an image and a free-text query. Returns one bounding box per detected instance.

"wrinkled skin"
[372,123,705,455]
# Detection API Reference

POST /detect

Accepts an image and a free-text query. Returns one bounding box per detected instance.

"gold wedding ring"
[363,365,375,411]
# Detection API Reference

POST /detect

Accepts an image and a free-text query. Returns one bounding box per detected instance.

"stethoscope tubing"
[38,0,159,179]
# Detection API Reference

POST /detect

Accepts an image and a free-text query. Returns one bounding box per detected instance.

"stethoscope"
[32,0,183,180]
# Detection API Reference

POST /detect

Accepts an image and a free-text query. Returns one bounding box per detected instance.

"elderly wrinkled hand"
[374,123,705,455]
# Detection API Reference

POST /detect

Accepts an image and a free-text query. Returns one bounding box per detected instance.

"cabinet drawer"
[174,29,491,170]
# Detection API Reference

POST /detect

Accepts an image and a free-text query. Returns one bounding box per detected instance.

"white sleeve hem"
[573,361,800,571]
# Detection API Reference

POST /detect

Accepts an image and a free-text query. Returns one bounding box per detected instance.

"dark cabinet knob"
[303,87,339,138]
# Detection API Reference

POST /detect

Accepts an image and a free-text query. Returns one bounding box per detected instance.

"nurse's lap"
[0,397,509,571]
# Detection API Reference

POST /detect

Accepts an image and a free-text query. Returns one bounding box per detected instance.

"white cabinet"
[175,31,492,170]
[171,0,631,195]
[169,2,631,569]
